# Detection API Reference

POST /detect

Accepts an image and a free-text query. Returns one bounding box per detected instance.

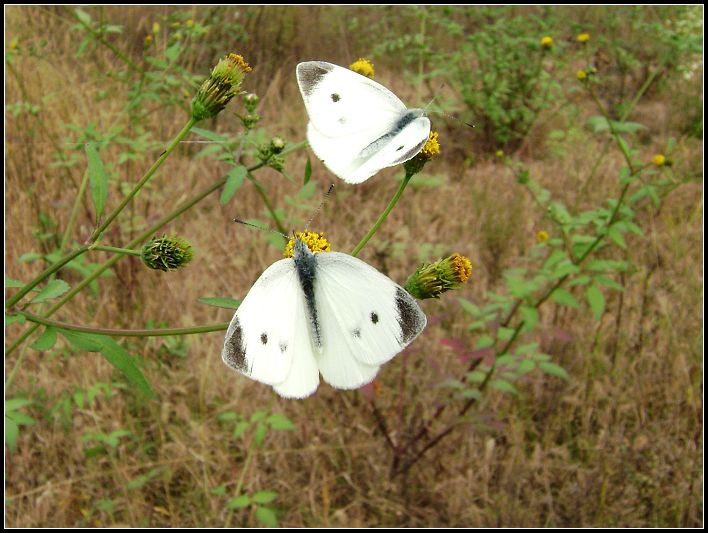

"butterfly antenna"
[305,183,335,230]
[233,218,288,240]
[426,83,475,129]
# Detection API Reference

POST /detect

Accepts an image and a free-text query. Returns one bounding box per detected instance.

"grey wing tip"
[296,61,334,97]
[395,287,427,346]
[222,317,248,373]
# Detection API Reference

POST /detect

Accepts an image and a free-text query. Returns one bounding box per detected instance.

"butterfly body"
[296,61,431,184]
[222,238,427,398]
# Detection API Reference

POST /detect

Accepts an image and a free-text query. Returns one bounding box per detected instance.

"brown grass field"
[5,6,703,527]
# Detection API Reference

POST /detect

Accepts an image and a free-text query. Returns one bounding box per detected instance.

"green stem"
[91,245,142,257]
[89,116,198,243]
[351,172,413,257]
[17,311,228,337]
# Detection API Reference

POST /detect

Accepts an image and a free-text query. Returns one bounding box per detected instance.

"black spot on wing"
[395,288,425,345]
[224,318,247,372]
[331,93,340,102]
[352,327,361,338]
[297,63,331,97]
[279,341,288,353]
[371,312,379,324]
[396,145,404,152]
[390,138,427,166]
[260,332,268,345]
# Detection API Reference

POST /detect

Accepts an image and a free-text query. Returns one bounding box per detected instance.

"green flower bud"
[141,235,194,272]
[404,253,472,300]
[192,53,252,121]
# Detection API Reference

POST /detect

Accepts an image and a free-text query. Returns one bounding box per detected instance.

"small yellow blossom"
[283,231,331,258]
[577,32,590,43]
[495,149,504,158]
[541,36,553,48]
[652,154,666,166]
[421,131,440,159]
[152,22,160,34]
[349,58,375,78]
[536,230,550,243]
[10,37,19,50]
[144,35,153,47]
[186,19,194,28]
[404,131,440,176]
[576,69,588,81]
[404,253,472,300]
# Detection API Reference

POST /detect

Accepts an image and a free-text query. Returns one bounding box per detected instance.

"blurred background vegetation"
[5,5,703,527]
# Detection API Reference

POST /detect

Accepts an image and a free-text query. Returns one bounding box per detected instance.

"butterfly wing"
[222,259,320,399]
[297,61,431,184]
[312,252,427,389]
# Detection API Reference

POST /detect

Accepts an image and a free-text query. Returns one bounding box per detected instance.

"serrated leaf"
[252,491,278,504]
[586,285,605,320]
[198,297,241,310]
[550,287,580,309]
[31,327,58,351]
[228,495,251,509]
[539,361,569,380]
[220,166,247,205]
[30,279,71,304]
[255,506,278,527]
[86,143,108,221]
[266,413,295,431]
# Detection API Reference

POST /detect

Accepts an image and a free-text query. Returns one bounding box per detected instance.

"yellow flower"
[186,19,194,28]
[404,131,440,176]
[144,34,153,47]
[541,36,553,48]
[576,69,588,81]
[152,22,161,35]
[404,253,472,300]
[577,32,590,43]
[191,53,252,121]
[495,149,504,158]
[536,230,550,243]
[349,58,375,79]
[283,231,331,258]
[652,154,666,166]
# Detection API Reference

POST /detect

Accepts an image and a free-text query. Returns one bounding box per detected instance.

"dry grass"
[5,5,703,527]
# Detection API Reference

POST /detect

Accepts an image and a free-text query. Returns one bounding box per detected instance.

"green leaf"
[30,279,71,304]
[594,275,624,291]
[519,305,538,331]
[550,287,580,309]
[5,278,25,288]
[475,334,494,350]
[255,506,279,527]
[5,417,18,451]
[458,297,481,317]
[586,285,605,320]
[233,421,250,439]
[191,127,229,143]
[31,327,58,351]
[228,495,251,509]
[539,361,569,380]
[303,158,312,185]
[490,379,518,395]
[298,180,316,200]
[252,491,278,504]
[57,330,156,398]
[517,359,535,374]
[220,166,247,205]
[198,297,241,310]
[496,327,515,341]
[86,143,108,221]
[266,413,295,431]
[253,422,268,447]
[607,226,626,249]
[5,313,26,326]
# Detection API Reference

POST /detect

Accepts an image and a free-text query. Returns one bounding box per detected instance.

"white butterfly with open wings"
[221,234,427,398]
[296,61,431,184]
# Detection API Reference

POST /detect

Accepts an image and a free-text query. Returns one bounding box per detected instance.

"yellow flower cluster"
[283,231,332,258]
[349,58,375,78]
